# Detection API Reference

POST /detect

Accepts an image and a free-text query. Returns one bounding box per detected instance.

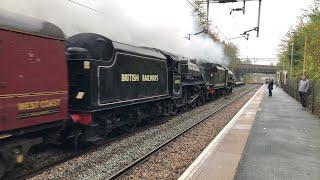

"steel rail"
[107,84,260,180]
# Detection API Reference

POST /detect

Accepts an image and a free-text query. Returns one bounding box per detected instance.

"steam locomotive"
[0,10,235,178]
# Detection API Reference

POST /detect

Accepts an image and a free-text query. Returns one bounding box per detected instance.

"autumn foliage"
[278,7,320,80]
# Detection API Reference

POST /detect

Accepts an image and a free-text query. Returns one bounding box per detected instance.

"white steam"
[0,0,228,65]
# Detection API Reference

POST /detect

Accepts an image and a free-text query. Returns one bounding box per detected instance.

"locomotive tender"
[0,11,235,178]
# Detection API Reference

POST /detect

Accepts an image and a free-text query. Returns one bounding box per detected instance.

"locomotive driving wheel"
[190,102,196,108]
[123,122,137,133]
[182,105,188,112]
[169,106,178,115]
[145,117,156,124]
[197,97,205,106]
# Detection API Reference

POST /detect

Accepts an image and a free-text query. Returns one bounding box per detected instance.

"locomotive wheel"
[197,98,204,106]
[190,102,196,108]
[123,123,137,133]
[145,117,157,124]
[182,105,188,112]
[0,159,5,179]
[170,107,178,115]
[202,97,206,104]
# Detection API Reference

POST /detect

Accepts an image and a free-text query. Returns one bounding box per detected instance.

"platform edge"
[178,85,264,180]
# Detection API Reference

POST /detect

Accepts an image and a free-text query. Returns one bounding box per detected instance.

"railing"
[282,79,320,116]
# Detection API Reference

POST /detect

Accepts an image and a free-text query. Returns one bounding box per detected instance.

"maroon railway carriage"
[0,10,68,177]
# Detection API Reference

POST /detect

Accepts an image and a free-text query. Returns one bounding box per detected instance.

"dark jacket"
[268,81,274,90]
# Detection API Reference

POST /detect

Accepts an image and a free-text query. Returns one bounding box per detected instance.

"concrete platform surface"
[179,85,264,180]
[235,87,320,180]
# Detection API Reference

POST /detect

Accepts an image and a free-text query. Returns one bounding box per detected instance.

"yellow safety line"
[0,91,68,99]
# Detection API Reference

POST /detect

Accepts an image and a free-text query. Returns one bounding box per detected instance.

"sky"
[210,0,315,64]
[0,0,315,65]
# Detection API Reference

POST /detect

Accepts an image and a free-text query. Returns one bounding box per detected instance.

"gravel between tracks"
[121,86,259,179]
[29,84,258,180]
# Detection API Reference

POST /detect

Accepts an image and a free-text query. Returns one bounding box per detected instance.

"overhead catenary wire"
[67,0,98,12]
[186,0,194,6]
[186,0,261,40]
[227,2,254,58]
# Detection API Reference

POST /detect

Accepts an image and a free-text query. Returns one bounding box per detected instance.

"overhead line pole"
[206,0,210,33]
[256,0,262,37]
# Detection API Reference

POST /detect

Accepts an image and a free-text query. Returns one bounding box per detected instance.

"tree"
[278,7,320,80]
[222,42,241,71]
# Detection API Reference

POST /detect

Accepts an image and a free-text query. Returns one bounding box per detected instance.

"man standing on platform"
[298,75,309,108]
[268,78,274,96]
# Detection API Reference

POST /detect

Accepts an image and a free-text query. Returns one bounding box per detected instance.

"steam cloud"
[0,0,228,65]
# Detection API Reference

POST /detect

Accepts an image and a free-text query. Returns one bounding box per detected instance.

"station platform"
[179,86,320,180]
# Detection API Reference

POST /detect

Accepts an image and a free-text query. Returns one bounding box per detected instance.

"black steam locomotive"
[65,33,235,144]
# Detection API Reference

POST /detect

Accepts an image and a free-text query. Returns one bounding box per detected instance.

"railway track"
[107,84,260,179]
[7,84,257,180]
[12,117,172,180]
[12,116,176,180]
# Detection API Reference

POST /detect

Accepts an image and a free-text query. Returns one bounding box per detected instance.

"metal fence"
[283,79,320,116]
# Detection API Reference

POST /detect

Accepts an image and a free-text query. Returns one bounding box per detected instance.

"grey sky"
[211,0,314,64]
[0,0,315,65]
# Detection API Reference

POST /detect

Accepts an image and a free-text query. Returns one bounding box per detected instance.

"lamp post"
[290,43,294,77]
